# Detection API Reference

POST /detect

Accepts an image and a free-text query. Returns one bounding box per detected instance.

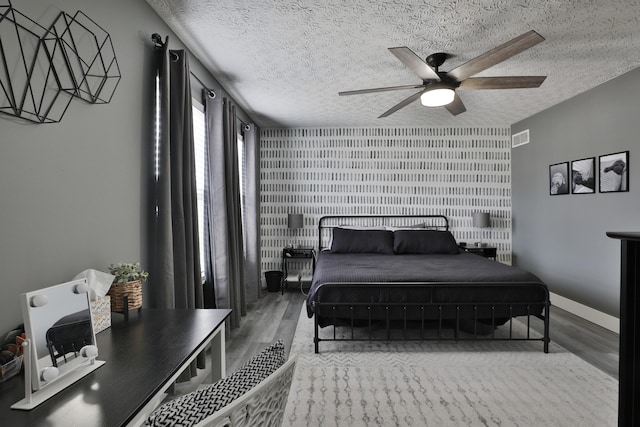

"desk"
[0,308,231,426]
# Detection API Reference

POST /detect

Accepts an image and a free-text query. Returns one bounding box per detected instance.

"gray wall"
[0,0,238,330]
[512,67,640,317]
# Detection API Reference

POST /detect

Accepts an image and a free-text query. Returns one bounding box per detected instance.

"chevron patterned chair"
[146,340,297,427]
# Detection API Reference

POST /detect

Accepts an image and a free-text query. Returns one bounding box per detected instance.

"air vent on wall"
[512,129,530,148]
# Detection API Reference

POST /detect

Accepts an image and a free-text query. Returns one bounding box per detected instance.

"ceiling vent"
[512,129,530,148]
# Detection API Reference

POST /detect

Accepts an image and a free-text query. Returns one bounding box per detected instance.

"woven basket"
[107,280,143,312]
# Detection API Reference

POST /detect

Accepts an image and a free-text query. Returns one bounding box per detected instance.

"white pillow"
[385,226,427,232]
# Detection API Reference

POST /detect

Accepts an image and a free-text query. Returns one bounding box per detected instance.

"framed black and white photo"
[549,162,569,195]
[571,157,595,194]
[599,151,629,193]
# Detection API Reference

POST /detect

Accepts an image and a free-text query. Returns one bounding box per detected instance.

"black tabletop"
[0,308,231,427]
[606,231,640,241]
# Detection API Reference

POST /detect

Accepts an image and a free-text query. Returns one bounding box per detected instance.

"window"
[154,75,161,182]
[237,132,247,259]
[192,103,248,280]
[192,100,206,278]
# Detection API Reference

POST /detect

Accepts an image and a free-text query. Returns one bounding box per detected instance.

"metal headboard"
[318,215,449,250]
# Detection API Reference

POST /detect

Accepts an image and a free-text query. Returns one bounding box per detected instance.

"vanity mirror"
[12,278,105,410]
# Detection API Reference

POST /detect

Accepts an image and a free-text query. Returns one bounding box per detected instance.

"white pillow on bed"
[385,225,427,231]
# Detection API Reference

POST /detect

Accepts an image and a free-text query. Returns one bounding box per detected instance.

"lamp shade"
[420,88,455,107]
[288,213,304,229]
[472,212,490,228]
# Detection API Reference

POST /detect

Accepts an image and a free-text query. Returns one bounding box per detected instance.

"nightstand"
[281,247,316,294]
[462,246,497,259]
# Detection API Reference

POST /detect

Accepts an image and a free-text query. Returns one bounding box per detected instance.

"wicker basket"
[107,280,143,312]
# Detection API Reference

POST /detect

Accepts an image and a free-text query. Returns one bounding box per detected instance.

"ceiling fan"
[339,30,546,117]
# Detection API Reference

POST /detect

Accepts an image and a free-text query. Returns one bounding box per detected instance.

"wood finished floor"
[226,288,619,379]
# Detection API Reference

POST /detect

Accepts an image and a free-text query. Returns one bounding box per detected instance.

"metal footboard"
[312,282,551,354]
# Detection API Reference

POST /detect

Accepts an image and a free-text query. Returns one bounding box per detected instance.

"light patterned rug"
[283,305,618,426]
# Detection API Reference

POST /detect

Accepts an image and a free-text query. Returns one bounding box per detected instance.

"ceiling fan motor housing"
[425,52,449,70]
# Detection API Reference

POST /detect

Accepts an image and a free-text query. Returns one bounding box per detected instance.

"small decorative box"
[90,295,111,333]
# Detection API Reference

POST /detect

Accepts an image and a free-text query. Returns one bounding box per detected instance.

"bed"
[306,215,550,353]
[46,309,93,367]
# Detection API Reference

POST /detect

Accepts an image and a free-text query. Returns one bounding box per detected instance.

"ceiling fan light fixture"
[420,88,455,107]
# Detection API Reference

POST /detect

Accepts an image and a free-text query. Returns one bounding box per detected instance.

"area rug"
[283,305,618,426]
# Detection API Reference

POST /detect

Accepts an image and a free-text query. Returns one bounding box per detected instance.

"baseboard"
[550,292,619,334]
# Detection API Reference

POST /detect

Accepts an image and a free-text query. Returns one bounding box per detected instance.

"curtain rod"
[152,33,251,129]
[152,33,215,99]
[189,72,216,99]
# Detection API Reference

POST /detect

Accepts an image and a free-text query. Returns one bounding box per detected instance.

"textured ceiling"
[146,0,640,129]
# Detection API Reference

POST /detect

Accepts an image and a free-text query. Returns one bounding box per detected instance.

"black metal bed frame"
[311,215,551,354]
[317,214,451,250]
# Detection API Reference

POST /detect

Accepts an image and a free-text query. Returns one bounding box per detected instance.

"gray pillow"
[146,340,286,427]
[393,230,460,254]
[330,228,394,254]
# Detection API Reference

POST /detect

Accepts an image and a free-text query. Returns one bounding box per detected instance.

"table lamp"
[287,213,303,248]
[472,212,490,247]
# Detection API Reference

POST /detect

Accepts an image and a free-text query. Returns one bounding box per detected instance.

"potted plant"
[107,262,148,312]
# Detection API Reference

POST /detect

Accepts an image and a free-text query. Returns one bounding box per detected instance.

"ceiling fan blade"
[458,76,547,90]
[388,47,441,81]
[444,93,466,116]
[339,84,425,96]
[378,90,426,118]
[448,30,545,81]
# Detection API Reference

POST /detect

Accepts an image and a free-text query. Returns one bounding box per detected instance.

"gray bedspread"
[306,251,546,319]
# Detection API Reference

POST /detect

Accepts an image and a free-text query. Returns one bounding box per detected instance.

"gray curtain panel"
[150,40,175,309]
[205,95,246,329]
[151,43,204,379]
[242,124,262,302]
[202,90,216,309]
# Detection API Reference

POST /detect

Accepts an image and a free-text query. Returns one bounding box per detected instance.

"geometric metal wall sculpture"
[0,2,120,123]
[51,11,121,104]
[0,4,73,123]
